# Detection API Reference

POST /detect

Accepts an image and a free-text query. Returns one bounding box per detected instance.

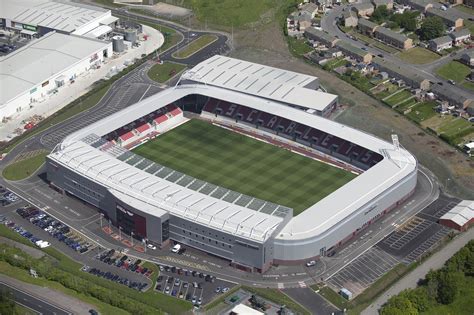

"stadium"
[46,56,418,272]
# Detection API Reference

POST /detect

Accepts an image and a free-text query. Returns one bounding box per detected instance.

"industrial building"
[1,0,118,38]
[0,32,112,121]
[46,56,418,272]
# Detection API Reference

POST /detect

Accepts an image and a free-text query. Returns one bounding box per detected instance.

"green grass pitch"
[132,119,357,215]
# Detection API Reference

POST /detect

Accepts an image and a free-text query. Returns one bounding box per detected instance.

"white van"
[171,244,181,253]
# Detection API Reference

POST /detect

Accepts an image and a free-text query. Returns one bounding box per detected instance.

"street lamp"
[100,213,104,228]
[119,226,122,240]
[446,178,451,191]
[131,231,134,247]
[108,219,111,230]
[143,238,147,253]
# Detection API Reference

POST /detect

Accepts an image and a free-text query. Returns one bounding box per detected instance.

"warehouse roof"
[180,55,337,112]
[2,0,109,34]
[440,200,474,227]
[0,31,110,106]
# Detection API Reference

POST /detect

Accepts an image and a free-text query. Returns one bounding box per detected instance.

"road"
[362,227,474,315]
[0,280,73,315]
[320,5,474,99]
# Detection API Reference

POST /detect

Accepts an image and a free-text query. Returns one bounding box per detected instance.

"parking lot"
[154,263,236,307]
[327,247,400,296]
[0,31,29,56]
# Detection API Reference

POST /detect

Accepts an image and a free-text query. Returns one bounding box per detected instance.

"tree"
[418,17,445,40]
[0,289,16,315]
[371,5,390,23]
[381,294,419,315]
[436,271,459,304]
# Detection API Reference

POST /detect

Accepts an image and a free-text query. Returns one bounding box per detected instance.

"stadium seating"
[201,97,384,169]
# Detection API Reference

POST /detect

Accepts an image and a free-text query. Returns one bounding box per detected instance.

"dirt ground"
[229,21,474,199]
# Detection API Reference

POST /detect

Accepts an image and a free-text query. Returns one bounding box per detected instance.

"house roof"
[335,41,371,58]
[301,2,319,14]
[372,56,428,84]
[462,49,474,59]
[358,18,378,29]
[450,28,471,39]
[352,2,375,11]
[427,7,463,23]
[305,27,338,43]
[375,26,410,43]
[430,35,453,46]
[372,0,393,5]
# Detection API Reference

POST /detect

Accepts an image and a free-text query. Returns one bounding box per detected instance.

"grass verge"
[288,37,313,57]
[2,152,49,181]
[204,285,241,311]
[396,47,440,64]
[147,61,187,83]
[173,34,218,59]
[435,61,471,83]
[242,286,310,315]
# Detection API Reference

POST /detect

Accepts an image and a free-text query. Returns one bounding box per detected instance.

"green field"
[396,47,440,64]
[173,34,218,59]
[133,119,356,215]
[147,61,187,83]
[435,61,471,83]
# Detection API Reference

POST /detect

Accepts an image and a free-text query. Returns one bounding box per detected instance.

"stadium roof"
[440,200,474,227]
[57,82,417,243]
[2,0,109,34]
[0,31,110,106]
[181,55,337,112]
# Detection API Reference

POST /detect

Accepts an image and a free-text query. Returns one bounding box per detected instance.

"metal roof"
[181,55,337,112]
[0,31,110,106]
[2,0,109,34]
[440,200,474,227]
[56,80,417,243]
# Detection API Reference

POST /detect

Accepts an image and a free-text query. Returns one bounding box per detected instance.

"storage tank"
[124,29,137,44]
[112,35,125,52]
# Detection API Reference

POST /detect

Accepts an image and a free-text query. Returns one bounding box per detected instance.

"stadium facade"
[46,56,417,272]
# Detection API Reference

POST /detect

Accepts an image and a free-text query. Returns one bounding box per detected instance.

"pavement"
[0,274,94,315]
[284,287,338,315]
[362,227,474,315]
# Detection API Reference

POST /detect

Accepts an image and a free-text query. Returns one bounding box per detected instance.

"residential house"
[426,8,464,28]
[341,10,359,28]
[461,49,474,66]
[428,35,453,51]
[376,71,389,80]
[407,0,433,13]
[335,41,373,63]
[287,11,313,36]
[358,18,379,35]
[352,2,375,17]
[466,0,474,8]
[431,84,473,108]
[374,26,413,49]
[305,28,340,47]
[372,56,431,90]
[372,0,394,10]
[316,0,333,11]
[449,28,471,45]
[300,2,319,19]
[449,0,463,4]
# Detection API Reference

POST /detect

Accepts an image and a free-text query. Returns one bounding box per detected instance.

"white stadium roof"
[2,0,109,34]
[182,55,337,112]
[55,80,416,243]
[0,31,110,106]
[440,200,474,227]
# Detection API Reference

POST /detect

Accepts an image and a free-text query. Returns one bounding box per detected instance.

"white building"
[1,0,117,38]
[0,32,112,121]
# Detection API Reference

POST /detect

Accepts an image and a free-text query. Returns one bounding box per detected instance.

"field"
[133,119,356,215]
[435,61,471,83]
[147,61,187,83]
[173,34,218,59]
[396,47,440,65]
